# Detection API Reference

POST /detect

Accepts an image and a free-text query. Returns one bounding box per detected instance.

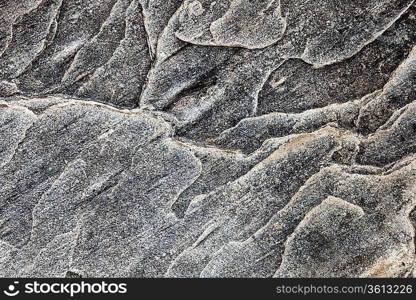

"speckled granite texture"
[0,0,416,278]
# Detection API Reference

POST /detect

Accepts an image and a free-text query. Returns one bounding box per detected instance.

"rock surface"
[0,0,415,278]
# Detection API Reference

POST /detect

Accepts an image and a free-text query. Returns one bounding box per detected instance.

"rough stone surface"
[0,0,415,278]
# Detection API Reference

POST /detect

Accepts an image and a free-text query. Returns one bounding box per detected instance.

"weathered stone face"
[0,0,415,278]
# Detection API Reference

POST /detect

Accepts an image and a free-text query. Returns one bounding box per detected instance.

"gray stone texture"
[0,0,415,277]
